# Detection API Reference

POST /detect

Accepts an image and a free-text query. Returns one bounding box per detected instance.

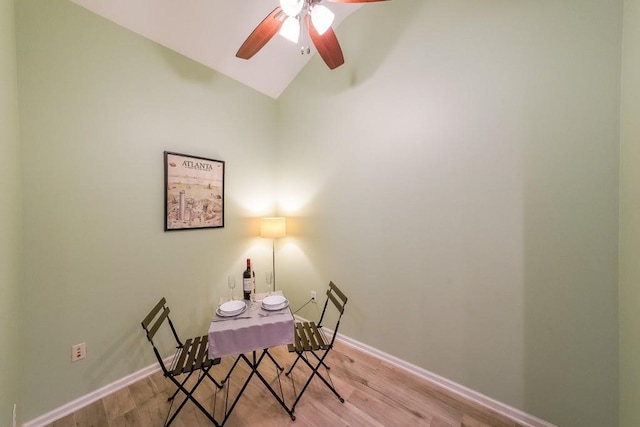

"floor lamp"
[260,217,286,291]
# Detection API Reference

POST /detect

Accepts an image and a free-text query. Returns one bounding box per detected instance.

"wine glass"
[227,275,236,300]
[265,272,273,296]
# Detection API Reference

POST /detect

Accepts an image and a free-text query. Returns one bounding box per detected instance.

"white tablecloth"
[208,292,294,359]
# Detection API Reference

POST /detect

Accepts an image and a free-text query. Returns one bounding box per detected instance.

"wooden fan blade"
[327,0,388,3]
[306,15,345,70]
[236,7,284,60]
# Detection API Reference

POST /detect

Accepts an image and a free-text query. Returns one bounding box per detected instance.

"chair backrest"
[141,297,182,372]
[318,281,348,346]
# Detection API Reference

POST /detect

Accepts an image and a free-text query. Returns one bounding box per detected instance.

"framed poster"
[164,151,225,231]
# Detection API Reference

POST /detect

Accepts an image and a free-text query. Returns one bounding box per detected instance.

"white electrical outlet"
[71,342,86,362]
[311,291,317,303]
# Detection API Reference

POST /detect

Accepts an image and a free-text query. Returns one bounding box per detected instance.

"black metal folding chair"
[141,297,223,426]
[285,281,348,413]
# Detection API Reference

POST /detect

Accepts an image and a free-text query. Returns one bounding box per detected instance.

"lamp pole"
[260,217,286,292]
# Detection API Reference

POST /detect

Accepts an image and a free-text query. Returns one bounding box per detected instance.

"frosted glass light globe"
[310,4,334,35]
[279,16,300,43]
[280,0,304,17]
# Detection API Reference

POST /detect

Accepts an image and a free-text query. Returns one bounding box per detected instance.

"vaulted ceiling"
[68,0,362,98]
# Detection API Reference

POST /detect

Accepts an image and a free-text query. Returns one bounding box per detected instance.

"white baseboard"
[25,328,554,427]
[330,329,556,427]
[22,357,171,427]
[294,314,554,426]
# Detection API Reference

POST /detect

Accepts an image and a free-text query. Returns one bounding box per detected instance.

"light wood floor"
[46,341,524,427]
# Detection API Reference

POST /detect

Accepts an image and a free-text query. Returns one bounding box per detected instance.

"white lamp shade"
[260,217,287,238]
[280,0,304,17]
[279,17,300,43]
[310,5,335,36]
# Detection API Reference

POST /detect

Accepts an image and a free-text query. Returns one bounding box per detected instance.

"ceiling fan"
[236,0,388,70]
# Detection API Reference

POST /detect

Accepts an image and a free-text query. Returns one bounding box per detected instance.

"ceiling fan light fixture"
[238,0,387,70]
[310,4,335,36]
[279,16,301,43]
[280,0,304,17]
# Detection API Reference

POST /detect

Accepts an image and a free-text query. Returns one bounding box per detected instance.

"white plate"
[263,295,286,307]
[219,300,246,314]
[262,299,289,311]
[216,303,247,318]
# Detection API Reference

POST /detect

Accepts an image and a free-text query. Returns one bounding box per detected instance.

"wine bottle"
[243,259,252,300]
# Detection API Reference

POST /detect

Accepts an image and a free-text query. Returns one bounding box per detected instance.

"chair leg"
[168,371,195,401]
[165,367,220,427]
[285,353,302,376]
[310,350,331,370]
[289,350,344,413]
[306,358,343,402]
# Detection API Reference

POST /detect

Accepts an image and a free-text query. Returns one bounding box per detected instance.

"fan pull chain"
[300,17,311,55]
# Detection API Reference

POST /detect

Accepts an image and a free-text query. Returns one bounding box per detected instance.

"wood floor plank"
[431,416,458,427]
[103,387,136,421]
[329,346,463,425]
[43,343,532,427]
[109,408,143,427]
[129,375,161,408]
[346,385,432,426]
[371,358,519,427]
[135,399,171,427]
[72,399,109,427]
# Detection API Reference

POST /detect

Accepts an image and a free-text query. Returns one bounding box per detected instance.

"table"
[208,292,295,423]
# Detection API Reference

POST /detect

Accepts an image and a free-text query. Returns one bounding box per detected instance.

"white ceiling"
[68,0,361,99]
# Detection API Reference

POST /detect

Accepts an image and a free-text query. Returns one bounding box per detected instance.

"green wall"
[278,1,620,426]
[16,0,278,420]
[0,0,23,425]
[620,0,640,425]
[13,0,626,426]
